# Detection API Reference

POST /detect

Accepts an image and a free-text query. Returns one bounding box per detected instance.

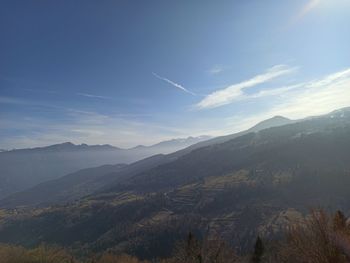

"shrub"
[278,209,350,263]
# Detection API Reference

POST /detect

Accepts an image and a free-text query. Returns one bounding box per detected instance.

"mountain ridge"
[0,136,210,199]
[0,111,326,208]
[3,136,212,153]
[0,107,349,259]
[2,108,349,207]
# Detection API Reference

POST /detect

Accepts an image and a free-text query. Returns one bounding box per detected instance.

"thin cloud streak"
[196,64,297,110]
[152,72,196,96]
[0,110,193,149]
[289,0,320,26]
[76,92,112,100]
[297,0,320,19]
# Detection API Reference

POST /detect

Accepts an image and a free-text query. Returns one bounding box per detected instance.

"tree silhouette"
[252,236,264,263]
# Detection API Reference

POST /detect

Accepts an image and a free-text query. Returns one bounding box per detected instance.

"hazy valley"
[0,108,350,261]
[0,136,210,199]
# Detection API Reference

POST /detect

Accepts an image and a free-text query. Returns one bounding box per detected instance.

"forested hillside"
[0,108,349,260]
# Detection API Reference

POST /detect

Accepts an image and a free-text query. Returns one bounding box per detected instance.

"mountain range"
[0,115,295,207]
[0,108,349,260]
[0,136,210,199]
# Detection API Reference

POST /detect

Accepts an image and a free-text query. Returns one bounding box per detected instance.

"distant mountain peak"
[271,115,290,120]
[149,135,211,148]
[60,141,75,146]
[35,142,76,151]
[6,142,120,153]
[249,115,293,132]
[129,136,211,150]
[132,145,147,149]
[328,107,350,118]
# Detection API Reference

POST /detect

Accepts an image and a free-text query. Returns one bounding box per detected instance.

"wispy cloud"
[0,73,112,100]
[290,0,320,25]
[0,110,191,149]
[22,88,58,94]
[214,67,350,135]
[0,96,27,105]
[248,83,304,99]
[152,72,196,96]
[195,65,297,109]
[299,0,320,17]
[0,98,189,149]
[76,92,112,100]
[208,65,224,75]
[268,68,350,118]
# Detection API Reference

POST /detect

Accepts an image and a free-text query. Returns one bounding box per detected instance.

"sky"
[1,0,350,149]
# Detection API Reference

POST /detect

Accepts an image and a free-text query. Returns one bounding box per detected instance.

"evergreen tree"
[173,232,202,263]
[252,236,264,263]
[186,232,202,263]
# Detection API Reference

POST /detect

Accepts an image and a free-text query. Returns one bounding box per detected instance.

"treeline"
[1,209,350,263]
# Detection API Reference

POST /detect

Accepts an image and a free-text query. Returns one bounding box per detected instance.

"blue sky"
[1,0,350,149]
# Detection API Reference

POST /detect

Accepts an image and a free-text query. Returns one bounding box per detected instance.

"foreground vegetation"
[0,245,146,263]
[1,209,350,263]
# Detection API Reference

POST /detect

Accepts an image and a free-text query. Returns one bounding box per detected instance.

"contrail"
[152,72,196,96]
